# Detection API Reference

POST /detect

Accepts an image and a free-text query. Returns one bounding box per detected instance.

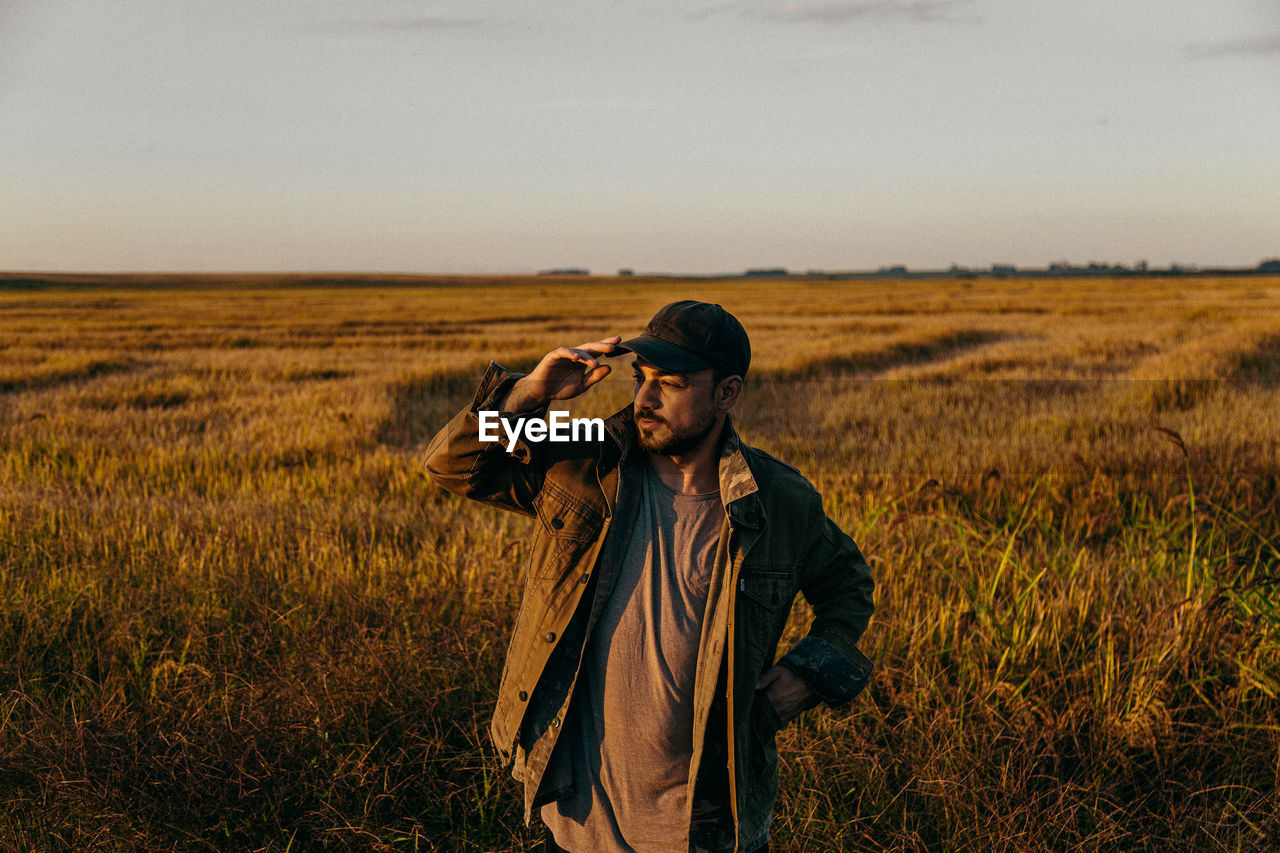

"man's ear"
[716,375,743,410]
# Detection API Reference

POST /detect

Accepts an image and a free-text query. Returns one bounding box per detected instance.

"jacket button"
[551,518,564,530]
[550,717,560,729]
[543,631,557,643]
[518,691,528,702]
[580,573,589,584]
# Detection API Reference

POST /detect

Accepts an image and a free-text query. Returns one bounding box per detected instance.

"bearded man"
[425,300,875,853]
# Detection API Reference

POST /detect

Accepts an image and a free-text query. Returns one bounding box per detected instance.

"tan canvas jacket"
[424,362,875,852]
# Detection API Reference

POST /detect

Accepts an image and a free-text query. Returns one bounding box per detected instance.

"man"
[425,301,874,853]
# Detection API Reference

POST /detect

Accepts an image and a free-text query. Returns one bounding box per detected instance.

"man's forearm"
[500,377,551,415]
[781,511,875,708]
[423,361,543,516]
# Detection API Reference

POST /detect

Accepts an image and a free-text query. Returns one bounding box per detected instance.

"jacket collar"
[602,406,764,530]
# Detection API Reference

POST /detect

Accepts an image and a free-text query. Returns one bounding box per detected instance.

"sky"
[1,0,1278,275]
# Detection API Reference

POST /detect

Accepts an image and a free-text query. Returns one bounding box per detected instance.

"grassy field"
[1,274,1278,851]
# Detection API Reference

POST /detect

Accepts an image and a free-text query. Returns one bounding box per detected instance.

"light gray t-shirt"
[542,462,724,853]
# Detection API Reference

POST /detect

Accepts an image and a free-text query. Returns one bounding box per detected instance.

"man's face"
[631,358,720,456]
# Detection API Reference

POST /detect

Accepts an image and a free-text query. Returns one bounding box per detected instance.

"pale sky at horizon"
[2,0,1278,275]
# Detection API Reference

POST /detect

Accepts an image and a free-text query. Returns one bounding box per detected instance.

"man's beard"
[634,406,718,456]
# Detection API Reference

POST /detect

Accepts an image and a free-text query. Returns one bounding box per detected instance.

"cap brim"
[610,335,715,373]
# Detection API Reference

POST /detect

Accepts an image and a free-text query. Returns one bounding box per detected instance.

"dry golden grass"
[1,274,1278,851]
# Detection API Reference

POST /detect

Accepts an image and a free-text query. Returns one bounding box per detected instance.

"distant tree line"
[696,258,1280,281]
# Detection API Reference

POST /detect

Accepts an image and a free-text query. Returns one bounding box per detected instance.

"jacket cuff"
[471,361,524,413]
[778,636,873,708]
[469,361,548,463]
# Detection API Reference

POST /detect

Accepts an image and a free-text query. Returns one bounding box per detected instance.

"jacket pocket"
[534,480,603,541]
[738,570,796,611]
[737,569,798,657]
[530,480,604,578]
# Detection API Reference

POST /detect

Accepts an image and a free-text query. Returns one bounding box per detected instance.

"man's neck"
[644,420,726,495]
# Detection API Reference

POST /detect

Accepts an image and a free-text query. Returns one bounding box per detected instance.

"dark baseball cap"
[611,300,751,378]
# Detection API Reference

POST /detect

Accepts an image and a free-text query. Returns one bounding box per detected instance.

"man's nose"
[634,379,661,410]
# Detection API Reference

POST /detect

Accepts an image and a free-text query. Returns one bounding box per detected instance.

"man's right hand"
[502,336,622,413]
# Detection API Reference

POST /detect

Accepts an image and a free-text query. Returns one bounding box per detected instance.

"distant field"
[1,275,1278,851]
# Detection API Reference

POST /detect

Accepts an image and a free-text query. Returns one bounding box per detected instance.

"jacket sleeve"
[423,361,550,517]
[777,502,875,709]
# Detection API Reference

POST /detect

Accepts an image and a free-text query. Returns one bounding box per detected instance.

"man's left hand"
[756,665,819,727]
